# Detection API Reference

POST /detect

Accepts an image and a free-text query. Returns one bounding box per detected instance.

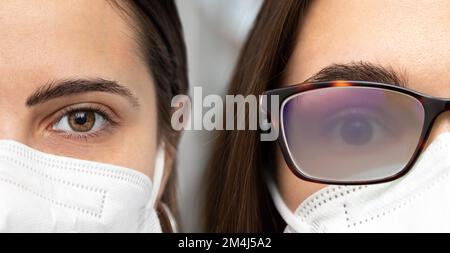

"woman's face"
[278,0,450,210]
[0,0,159,177]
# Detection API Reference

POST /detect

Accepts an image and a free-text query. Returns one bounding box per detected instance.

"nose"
[0,103,30,143]
[423,111,450,150]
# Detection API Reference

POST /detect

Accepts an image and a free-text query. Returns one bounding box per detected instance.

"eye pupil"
[340,117,373,145]
[68,111,95,132]
[74,112,87,125]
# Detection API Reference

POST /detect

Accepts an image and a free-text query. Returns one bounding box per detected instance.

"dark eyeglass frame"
[263,80,450,185]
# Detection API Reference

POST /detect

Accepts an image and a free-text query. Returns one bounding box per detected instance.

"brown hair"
[204,0,311,232]
[109,0,188,229]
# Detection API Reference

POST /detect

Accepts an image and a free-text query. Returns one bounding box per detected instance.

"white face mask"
[268,132,450,233]
[0,140,165,233]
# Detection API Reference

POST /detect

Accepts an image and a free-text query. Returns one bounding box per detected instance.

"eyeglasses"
[263,80,449,185]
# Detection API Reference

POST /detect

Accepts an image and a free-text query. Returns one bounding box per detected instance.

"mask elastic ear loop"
[150,143,165,209]
[265,172,312,232]
[158,202,179,233]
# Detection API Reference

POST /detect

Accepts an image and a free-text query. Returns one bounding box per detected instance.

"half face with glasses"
[264,80,450,185]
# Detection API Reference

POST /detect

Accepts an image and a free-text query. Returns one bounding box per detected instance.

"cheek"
[276,146,326,211]
[35,124,158,178]
[131,89,159,176]
[111,137,157,177]
[118,98,159,177]
[89,118,158,177]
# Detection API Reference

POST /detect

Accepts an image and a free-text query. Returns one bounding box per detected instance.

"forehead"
[0,0,149,94]
[285,0,450,95]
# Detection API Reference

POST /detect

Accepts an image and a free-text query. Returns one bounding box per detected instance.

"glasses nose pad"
[424,111,450,150]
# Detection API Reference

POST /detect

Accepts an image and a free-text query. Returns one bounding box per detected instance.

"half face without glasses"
[0,0,159,177]
[0,0,188,233]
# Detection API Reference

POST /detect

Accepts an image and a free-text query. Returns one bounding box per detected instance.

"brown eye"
[68,111,96,132]
[52,109,107,134]
[52,109,111,134]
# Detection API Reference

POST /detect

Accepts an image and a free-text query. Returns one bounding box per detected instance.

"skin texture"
[278,0,450,211]
[0,0,167,193]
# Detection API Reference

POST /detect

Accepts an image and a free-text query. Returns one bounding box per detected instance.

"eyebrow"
[303,61,409,88]
[26,78,140,107]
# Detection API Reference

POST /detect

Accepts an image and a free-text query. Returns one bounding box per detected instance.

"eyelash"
[48,104,119,141]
